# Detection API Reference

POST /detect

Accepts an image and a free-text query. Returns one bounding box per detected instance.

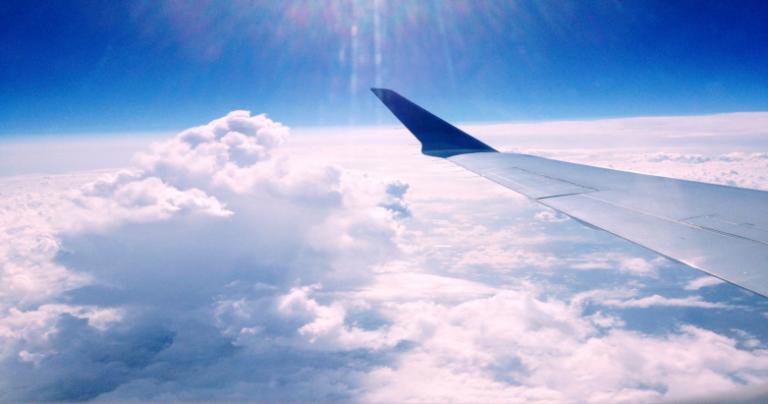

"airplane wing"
[371,88,768,298]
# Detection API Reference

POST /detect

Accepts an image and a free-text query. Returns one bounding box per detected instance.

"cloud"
[685,276,726,291]
[359,289,768,403]
[718,152,768,162]
[2,111,768,402]
[600,295,733,309]
[467,112,768,148]
[644,151,768,164]
[0,111,410,401]
[570,252,666,277]
[644,152,712,164]
[572,288,735,310]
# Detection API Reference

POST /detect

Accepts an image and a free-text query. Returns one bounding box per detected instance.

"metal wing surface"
[371,88,768,298]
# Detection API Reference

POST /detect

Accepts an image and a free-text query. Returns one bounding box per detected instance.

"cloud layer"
[1,111,767,401]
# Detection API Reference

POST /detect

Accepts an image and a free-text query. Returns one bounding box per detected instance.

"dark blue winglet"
[371,88,497,158]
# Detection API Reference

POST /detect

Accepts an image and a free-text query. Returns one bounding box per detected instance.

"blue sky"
[2,0,767,135]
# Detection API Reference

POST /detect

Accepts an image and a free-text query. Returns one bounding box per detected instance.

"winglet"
[371,88,497,158]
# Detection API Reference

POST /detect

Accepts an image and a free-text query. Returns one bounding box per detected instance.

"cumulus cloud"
[1,111,767,402]
[0,111,410,401]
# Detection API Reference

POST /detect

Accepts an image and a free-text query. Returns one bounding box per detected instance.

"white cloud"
[0,111,410,401]
[685,276,726,291]
[644,152,712,163]
[572,288,735,310]
[359,289,768,403]
[354,272,497,302]
[570,252,666,277]
[600,294,733,309]
[455,244,563,272]
[1,111,767,401]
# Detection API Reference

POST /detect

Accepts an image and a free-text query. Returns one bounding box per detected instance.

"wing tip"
[370,87,392,99]
[370,88,497,158]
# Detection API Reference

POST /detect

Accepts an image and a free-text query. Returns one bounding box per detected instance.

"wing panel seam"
[580,193,768,247]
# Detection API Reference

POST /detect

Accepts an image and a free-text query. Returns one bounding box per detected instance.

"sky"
[1,0,768,135]
[2,1,768,402]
